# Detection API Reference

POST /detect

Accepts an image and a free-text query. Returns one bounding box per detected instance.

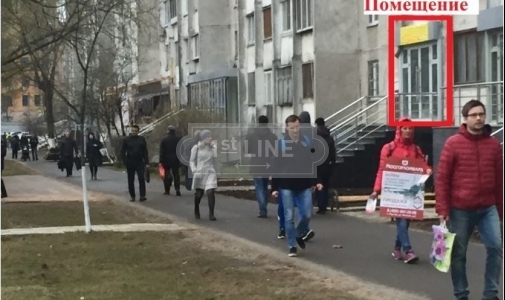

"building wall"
[1,77,44,123]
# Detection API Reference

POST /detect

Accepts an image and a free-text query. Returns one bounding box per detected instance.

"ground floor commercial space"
[394,15,503,126]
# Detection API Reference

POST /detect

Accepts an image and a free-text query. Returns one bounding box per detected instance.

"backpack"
[280,135,312,152]
[386,141,424,159]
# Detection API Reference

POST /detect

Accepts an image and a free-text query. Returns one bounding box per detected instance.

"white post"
[80,125,92,233]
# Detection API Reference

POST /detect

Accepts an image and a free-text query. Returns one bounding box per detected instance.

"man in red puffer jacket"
[436,99,503,300]
[371,118,432,264]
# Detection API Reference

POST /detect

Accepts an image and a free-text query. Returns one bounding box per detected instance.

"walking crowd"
[0,99,501,300]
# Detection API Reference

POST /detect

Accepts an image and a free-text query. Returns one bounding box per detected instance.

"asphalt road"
[22,159,504,300]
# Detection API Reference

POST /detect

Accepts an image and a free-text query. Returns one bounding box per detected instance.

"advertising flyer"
[379,157,429,220]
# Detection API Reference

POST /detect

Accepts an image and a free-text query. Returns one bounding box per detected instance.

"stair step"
[357,131,386,138]
[337,143,365,151]
[345,137,376,144]
[337,151,355,157]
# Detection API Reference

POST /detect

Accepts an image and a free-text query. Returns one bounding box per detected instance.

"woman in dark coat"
[86,132,103,180]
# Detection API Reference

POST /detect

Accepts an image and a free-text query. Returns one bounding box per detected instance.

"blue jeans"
[277,193,311,233]
[280,188,313,248]
[395,218,412,251]
[449,205,502,300]
[253,177,269,216]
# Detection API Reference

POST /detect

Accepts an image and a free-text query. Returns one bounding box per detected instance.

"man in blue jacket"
[271,115,323,257]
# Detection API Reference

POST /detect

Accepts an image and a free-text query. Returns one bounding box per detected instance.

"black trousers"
[163,165,180,192]
[126,163,146,199]
[89,158,99,177]
[31,148,38,160]
[12,149,18,159]
[63,156,74,176]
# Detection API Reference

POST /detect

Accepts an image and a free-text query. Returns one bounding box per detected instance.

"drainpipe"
[238,0,247,126]
[254,0,264,118]
[291,0,302,115]
[272,0,281,123]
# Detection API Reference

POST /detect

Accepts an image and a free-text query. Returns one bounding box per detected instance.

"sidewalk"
[23,159,503,300]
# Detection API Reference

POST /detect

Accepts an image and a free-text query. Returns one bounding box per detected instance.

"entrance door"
[400,43,439,120]
[490,32,503,124]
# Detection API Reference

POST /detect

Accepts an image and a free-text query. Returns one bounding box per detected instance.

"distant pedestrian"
[59,129,79,177]
[190,130,218,221]
[121,125,149,202]
[2,134,8,198]
[10,135,19,159]
[244,115,278,218]
[435,100,503,300]
[30,135,39,160]
[159,125,181,196]
[271,115,323,257]
[86,132,103,180]
[371,118,431,264]
[314,117,336,214]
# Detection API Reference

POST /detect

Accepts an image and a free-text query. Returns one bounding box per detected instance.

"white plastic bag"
[365,197,377,213]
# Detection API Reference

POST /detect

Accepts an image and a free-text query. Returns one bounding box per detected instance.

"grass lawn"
[1,160,38,176]
[1,200,171,229]
[1,231,363,300]
[1,200,365,300]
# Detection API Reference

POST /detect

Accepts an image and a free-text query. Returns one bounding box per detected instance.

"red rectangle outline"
[388,15,454,128]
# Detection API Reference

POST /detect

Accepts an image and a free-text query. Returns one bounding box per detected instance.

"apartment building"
[1,59,45,123]
[159,0,239,122]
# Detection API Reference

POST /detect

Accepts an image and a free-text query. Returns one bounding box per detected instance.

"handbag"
[430,221,456,273]
[365,197,377,213]
[74,157,82,170]
[158,164,165,179]
[145,166,151,183]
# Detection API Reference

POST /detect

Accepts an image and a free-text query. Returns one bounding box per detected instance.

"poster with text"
[379,157,429,220]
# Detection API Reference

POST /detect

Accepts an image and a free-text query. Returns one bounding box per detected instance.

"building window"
[247,14,255,44]
[169,0,177,20]
[34,95,42,106]
[368,15,379,26]
[248,72,255,105]
[296,0,312,32]
[191,34,200,60]
[282,0,292,32]
[277,66,292,105]
[455,32,485,83]
[302,63,314,99]
[368,60,379,96]
[264,70,273,104]
[182,0,187,16]
[22,95,29,106]
[263,7,272,40]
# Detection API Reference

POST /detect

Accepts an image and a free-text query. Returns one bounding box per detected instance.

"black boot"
[194,194,201,219]
[208,191,216,221]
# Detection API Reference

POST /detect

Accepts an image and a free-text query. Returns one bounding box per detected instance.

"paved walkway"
[2,175,102,202]
[22,160,504,300]
[1,223,184,236]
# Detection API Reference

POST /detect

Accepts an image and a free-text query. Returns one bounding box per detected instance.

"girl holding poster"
[370,118,432,264]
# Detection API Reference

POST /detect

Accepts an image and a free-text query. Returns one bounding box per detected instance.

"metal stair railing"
[138,109,185,136]
[491,126,503,137]
[329,96,388,153]
[324,96,367,131]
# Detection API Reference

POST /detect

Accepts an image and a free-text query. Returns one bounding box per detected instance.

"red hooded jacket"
[435,124,503,218]
[373,119,430,193]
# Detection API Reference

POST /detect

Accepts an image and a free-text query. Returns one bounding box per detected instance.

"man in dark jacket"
[30,136,39,160]
[10,135,19,159]
[271,115,323,257]
[159,125,181,196]
[314,117,336,214]
[2,134,8,198]
[436,100,503,300]
[59,130,79,177]
[121,124,149,202]
[244,115,278,218]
